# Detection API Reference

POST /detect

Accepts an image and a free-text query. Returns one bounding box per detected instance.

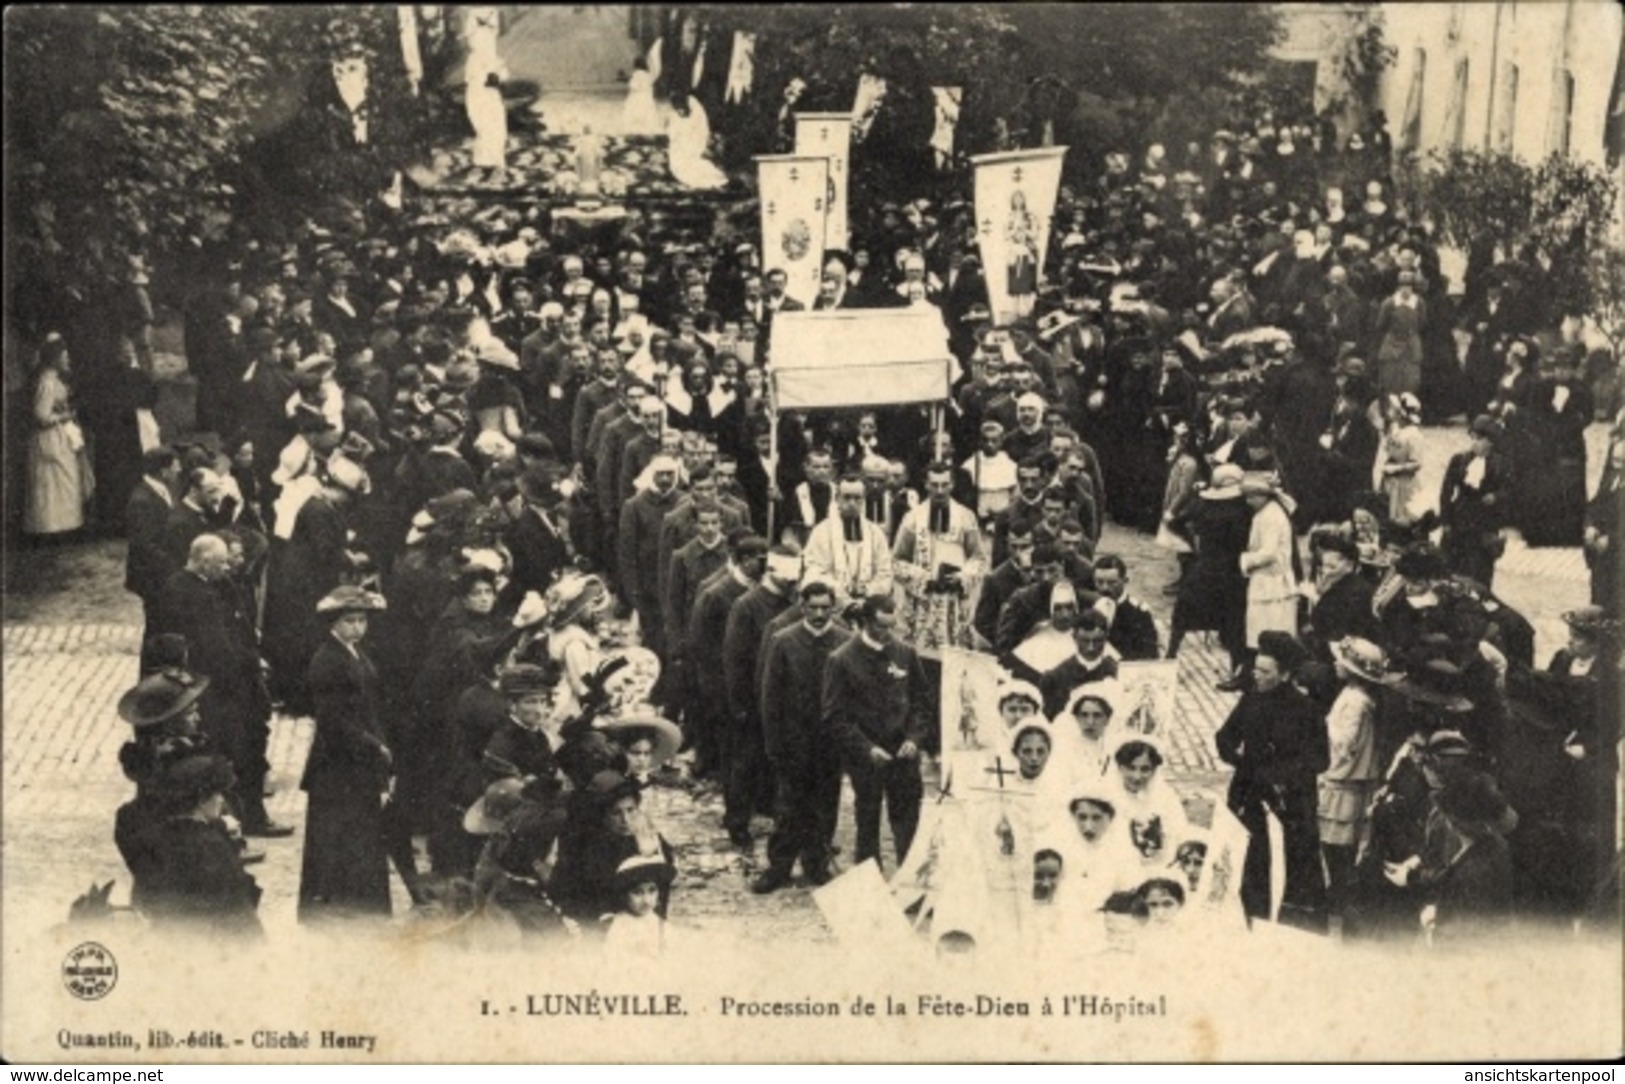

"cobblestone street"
[1,423,1604,940]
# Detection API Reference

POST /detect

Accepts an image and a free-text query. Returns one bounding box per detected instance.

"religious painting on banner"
[1112,659,1179,751]
[972,147,1066,325]
[755,155,829,308]
[938,646,1007,762]
[794,114,852,249]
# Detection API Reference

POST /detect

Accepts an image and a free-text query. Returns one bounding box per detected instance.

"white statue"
[464,7,508,177]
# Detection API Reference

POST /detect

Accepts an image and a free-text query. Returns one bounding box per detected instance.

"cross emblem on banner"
[766,201,777,217]
[1013,166,1024,183]
[980,217,992,236]
[814,198,822,211]
[820,126,829,140]
[789,166,800,182]
[984,757,1014,789]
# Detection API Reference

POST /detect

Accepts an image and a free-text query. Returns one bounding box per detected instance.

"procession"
[4,3,1623,982]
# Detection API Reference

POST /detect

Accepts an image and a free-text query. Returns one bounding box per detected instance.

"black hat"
[117,669,211,729]
[1256,630,1307,673]
[497,663,554,699]
[1395,546,1447,581]
[583,769,641,811]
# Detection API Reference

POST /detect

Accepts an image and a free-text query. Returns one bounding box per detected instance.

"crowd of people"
[30,89,1616,952]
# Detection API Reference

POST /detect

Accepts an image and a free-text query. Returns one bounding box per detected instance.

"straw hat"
[315,585,387,616]
[596,713,682,771]
[1331,637,1402,686]
[1199,464,1246,500]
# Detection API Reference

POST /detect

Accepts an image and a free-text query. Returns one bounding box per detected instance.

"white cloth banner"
[794,113,852,250]
[756,154,829,308]
[972,146,1067,325]
[931,86,962,169]
[725,31,756,104]
[768,309,952,410]
[852,73,887,142]
[398,6,423,95]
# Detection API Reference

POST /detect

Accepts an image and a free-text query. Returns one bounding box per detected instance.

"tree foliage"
[1412,147,1618,319]
[4,5,445,333]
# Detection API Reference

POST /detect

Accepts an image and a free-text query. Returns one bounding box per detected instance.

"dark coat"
[298,636,393,920]
[617,487,683,621]
[143,816,264,936]
[1304,570,1380,662]
[723,583,794,722]
[501,506,572,611]
[664,535,729,656]
[822,635,933,762]
[760,621,851,766]
[689,572,753,705]
[1173,496,1253,637]
[152,570,265,768]
[1038,654,1120,720]
[1108,597,1160,661]
[974,560,1035,647]
[124,481,174,602]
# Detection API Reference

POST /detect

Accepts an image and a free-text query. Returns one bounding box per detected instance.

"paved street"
[1,422,1606,940]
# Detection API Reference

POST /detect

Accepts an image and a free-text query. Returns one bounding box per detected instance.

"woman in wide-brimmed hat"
[113,667,216,913]
[1320,637,1400,919]
[550,769,676,926]
[544,572,611,723]
[596,711,681,787]
[298,585,396,924]
[1238,471,1300,657]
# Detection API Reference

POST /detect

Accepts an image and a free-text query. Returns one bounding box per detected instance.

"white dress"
[24,369,92,535]
[667,96,727,190]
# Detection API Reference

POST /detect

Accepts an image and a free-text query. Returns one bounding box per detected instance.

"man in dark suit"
[822,594,933,871]
[722,544,800,848]
[501,463,574,612]
[754,578,852,892]
[1091,554,1160,661]
[162,467,225,577]
[127,448,181,673]
[152,533,284,836]
[687,535,766,781]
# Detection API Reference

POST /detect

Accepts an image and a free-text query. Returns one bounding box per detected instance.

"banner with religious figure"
[755,155,829,308]
[852,73,887,142]
[794,113,853,250]
[971,147,1067,325]
[931,86,962,170]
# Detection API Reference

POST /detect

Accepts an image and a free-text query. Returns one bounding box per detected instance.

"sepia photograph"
[2,2,1623,1066]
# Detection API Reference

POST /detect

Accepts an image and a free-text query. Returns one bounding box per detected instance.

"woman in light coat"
[1238,473,1299,647]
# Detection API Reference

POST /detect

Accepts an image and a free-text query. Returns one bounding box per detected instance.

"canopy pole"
[767,387,779,544]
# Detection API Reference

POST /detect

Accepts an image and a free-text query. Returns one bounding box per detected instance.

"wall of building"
[1275,1,1622,167]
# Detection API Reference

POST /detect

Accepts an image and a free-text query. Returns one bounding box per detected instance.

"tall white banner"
[971,147,1067,326]
[756,155,830,308]
[930,86,962,170]
[793,113,852,250]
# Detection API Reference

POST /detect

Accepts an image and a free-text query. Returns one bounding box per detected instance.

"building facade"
[1275,1,1623,167]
